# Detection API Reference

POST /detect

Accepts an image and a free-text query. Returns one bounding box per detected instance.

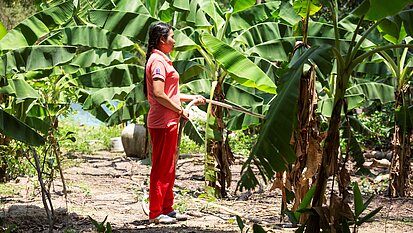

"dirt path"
[1,151,413,232]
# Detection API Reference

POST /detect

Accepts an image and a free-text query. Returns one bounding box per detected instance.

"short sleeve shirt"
[146,49,180,128]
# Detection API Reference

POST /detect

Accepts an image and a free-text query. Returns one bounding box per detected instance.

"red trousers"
[148,125,178,219]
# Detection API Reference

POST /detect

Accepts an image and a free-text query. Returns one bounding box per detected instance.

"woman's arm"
[152,79,183,114]
[180,93,206,105]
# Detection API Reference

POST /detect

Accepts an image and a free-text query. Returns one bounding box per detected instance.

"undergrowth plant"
[354,103,393,151]
[0,142,36,181]
[58,121,122,154]
[88,216,112,233]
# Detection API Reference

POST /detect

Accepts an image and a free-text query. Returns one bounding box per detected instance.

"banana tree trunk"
[274,62,321,224]
[306,73,348,233]
[205,82,234,197]
[292,65,321,222]
[389,88,412,197]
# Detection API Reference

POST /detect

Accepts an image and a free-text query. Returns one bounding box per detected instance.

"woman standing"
[144,22,205,224]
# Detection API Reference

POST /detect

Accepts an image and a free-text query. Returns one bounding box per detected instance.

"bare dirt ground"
[1,151,413,233]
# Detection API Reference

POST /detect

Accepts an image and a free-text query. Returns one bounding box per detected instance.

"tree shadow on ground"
[1,204,238,233]
[117,220,238,232]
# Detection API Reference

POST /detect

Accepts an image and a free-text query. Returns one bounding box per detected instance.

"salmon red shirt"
[146,49,180,128]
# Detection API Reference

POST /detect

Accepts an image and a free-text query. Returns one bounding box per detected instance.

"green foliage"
[63,228,77,233]
[353,104,393,150]
[0,182,20,196]
[347,182,383,232]
[179,135,205,155]
[228,130,257,157]
[88,215,112,233]
[284,185,316,226]
[235,216,245,232]
[57,120,122,154]
[0,143,36,181]
[239,46,321,191]
[1,223,16,233]
[173,189,192,214]
[0,20,7,40]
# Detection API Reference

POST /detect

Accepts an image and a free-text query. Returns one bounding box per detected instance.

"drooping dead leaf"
[303,137,322,180]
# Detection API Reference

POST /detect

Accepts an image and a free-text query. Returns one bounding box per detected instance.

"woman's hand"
[178,106,189,120]
[181,109,189,120]
[193,95,206,105]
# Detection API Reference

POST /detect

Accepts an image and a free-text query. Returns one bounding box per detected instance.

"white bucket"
[110,137,124,152]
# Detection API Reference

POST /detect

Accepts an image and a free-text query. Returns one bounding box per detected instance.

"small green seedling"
[88,215,112,233]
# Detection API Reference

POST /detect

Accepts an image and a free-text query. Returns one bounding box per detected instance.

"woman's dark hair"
[143,22,172,97]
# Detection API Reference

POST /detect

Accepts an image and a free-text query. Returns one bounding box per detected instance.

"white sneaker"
[166,211,188,221]
[149,214,177,224]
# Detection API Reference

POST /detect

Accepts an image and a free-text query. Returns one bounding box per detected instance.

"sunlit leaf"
[201,33,276,94]
[293,0,322,18]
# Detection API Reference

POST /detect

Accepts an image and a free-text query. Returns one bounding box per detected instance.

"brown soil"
[1,151,413,233]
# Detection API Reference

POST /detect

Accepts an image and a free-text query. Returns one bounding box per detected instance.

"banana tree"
[303,1,413,231]
[378,43,413,196]
[237,0,413,231]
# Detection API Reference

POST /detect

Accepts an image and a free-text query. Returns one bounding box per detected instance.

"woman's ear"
[160,36,166,44]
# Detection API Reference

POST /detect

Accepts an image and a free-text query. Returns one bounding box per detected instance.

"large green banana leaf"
[174,60,207,84]
[0,1,74,51]
[177,0,224,29]
[228,1,282,32]
[399,10,413,36]
[377,9,413,44]
[318,94,365,117]
[78,64,144,88]
[88,10,158,42]
[293,0,322,18]
[234,22,294,62]
[230,0,256,14]
[234,21,375,74]
[200,33,276,94]
[224,84,264,130]
[44,26,135,50]
[0,46,77,75]
[106,103,148,125]
[180,79,212,95]
[248,56,281,84]
[183,119,204,146]
[71,50,136,67]
[0,109,45,146]
[106,84,148,125]
[72,0,121,22]
[353,0,413,21]
[278,1,302,26]
[0,77,40,100]
[25,104,53,134]
[318,82,395,117]
[113,0,150,14]
[174,30,200,51]
[346,82,395,103]
[82,86,134,110]
[89,9,199,51]
[239,46,321,190]
[355,60,391,76]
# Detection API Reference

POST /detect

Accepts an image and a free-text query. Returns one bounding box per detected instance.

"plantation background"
[1,0,413,232]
